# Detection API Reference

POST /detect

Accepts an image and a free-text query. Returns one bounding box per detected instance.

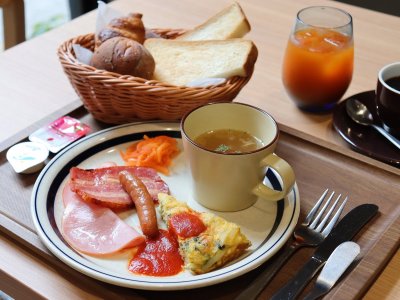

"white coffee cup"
[181,102,296,211]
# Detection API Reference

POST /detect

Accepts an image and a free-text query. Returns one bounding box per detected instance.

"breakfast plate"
[31,121,300,290]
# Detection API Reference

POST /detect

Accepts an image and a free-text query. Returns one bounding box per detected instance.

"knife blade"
[303,241,360,300]
[270,203,378,300]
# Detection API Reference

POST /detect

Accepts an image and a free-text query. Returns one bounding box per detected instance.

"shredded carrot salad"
[120,135,180,175]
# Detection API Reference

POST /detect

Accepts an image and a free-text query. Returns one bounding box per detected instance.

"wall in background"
[335,0,400,17]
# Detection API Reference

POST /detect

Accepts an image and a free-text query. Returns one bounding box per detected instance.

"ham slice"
[61,183,145,255]
[70,166,169,209]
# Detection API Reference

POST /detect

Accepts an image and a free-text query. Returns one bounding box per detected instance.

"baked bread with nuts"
[91,37,155,79]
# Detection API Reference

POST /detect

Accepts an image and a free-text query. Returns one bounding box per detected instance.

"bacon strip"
[70,166,169,210]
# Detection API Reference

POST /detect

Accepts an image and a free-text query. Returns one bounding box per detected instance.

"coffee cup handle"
[253,153,295,201]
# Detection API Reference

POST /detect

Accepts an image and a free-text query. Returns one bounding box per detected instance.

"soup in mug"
[194,129,263,153]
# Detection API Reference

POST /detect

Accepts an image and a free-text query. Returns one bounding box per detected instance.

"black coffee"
[385,76,400,91]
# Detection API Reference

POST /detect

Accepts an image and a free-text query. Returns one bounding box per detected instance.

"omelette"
[158,193,251,274]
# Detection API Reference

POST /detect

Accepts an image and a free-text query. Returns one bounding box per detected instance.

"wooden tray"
[1,106,399,299]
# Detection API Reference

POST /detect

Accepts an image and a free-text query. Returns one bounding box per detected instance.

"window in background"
[0,0,70,50]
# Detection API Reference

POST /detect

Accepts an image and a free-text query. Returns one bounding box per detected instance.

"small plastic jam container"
[6,141,49,174]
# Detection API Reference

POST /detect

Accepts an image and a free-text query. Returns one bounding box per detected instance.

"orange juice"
[282,28,354,110]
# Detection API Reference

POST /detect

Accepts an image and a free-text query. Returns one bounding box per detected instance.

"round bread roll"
[96,13,145,48]
[91,37,155,79]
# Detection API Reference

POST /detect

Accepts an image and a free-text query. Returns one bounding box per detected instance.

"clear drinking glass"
[282,6,354,112]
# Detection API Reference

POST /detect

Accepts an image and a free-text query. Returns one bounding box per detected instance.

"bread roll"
[91,37,155,79]
[96,13,145,48]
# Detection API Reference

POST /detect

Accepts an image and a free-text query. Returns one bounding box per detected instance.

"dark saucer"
[333,90,400,168]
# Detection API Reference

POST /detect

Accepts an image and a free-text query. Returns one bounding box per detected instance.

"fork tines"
[304,189,348,237]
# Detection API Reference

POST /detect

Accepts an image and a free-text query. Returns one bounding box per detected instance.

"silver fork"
[235,189,348,300]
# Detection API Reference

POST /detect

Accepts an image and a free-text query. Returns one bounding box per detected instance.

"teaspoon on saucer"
[346,98,400,150]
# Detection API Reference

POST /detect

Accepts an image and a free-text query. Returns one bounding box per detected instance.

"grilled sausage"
[119,171,158,238]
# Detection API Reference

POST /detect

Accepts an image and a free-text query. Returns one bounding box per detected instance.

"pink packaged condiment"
[29,116,91,153]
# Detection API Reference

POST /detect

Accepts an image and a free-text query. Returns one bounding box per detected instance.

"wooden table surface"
[0,0,399,299]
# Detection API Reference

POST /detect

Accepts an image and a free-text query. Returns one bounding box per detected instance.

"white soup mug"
[181,102,296,211]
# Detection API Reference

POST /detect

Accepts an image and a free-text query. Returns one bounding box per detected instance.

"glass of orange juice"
[282,6,354,112]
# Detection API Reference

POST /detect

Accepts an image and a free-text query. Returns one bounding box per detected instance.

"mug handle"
[252,153,295,201]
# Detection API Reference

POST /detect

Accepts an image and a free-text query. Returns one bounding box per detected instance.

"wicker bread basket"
[57,29,254,124]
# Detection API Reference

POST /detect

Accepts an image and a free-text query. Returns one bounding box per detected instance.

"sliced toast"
[176,2,251,41]
[144,38,258,86]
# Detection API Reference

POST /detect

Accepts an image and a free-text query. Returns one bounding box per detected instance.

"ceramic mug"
[180,102,296,212]
[376,62,400,138]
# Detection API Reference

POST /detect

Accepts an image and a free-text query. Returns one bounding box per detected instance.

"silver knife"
[303,241,360,300]
[270,203,378,300]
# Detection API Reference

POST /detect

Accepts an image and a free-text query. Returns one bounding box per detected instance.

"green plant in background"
[31,14,66,38]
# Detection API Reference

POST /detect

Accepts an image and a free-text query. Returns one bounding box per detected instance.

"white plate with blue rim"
[31,121,300,290]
